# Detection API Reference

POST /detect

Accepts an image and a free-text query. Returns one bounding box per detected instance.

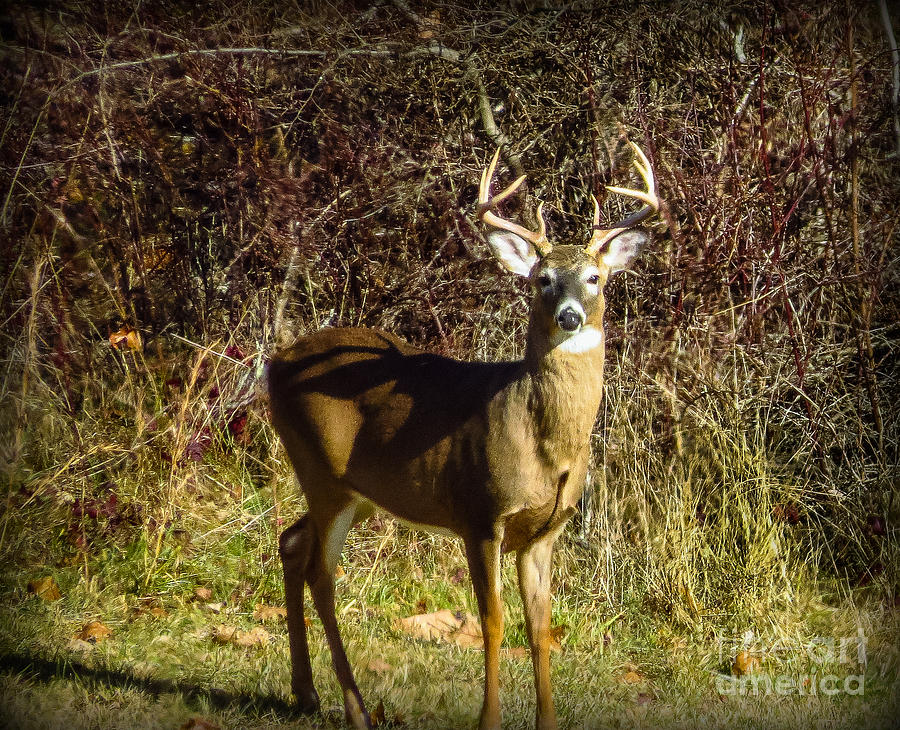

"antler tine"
[478,148,552,257]
[586,141,659,257]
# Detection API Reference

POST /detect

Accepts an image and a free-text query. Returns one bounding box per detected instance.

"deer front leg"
[517,536,557,730]
[465,535,504,730]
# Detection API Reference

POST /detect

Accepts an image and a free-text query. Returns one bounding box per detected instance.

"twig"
[391,0,425,28]
[758,10,819,444]
[22,45,400,102]
[878,0,900,157]
[273,241,303,347]
[26,37,527,185]
[1,104,46,228]
[848,10,885,455]
[716,72,761,165]
[169,333,249,368]
[718,18,747,63]
[474,76,524,179]
[390,32,525,178]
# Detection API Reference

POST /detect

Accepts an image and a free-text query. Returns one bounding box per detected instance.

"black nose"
[556,307,583,332]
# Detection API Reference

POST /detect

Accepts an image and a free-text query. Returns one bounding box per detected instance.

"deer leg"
[465,535,504,730]
[517,536,557,730]
[307,498,372,730]
[279,515,319,714]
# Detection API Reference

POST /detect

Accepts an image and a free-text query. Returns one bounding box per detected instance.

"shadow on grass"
[0,650,306,720]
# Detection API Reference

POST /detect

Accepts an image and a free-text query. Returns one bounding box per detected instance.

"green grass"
[1,456,899,729]
[1,314,896,728]
[1,316,897,728]
[2,565,899,729]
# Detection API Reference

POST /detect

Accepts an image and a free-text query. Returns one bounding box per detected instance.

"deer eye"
[586,274,600,286]
[537,273,552,288]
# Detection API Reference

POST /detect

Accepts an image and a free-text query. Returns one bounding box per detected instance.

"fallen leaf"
[449,567,467,585]
[212,624,238,644]
[185,431,211,462]
[77,620,112,643]
[773,502,801,524]
[417,10,441,39]
[620,670,644,684]
[395,609,483,649]
[194,587,213,601]
[549,624,566,652]
[732,650,762,676]
[867,514,886,536]
[334,565,345,578]
[28,576,62,601]
[503,647,529,660]
[234,626,270,648]
[109,325,142,351]
[415,597,428,614]
[205,602,224,614]
[366,658,393,675]
[212,624,270,648]
[253,603,287,622]
[132,604,169,619]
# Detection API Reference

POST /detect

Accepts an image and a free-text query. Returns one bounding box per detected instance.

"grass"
[1,371,898,728]
[1,518,899,729]
[1,276,897,728]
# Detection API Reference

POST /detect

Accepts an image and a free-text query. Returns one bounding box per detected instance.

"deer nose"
[556,306,583,332]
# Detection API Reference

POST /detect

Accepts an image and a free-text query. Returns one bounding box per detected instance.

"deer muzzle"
[555,304,584,333]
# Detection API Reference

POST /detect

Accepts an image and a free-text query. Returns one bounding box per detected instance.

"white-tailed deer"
[268,142,658,730]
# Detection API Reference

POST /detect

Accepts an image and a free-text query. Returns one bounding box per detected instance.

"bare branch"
[879,0,900,157]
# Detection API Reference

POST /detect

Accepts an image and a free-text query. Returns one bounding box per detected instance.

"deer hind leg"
[306,495,373,730]
[464,534,504,730]
[516,535,558,730]
[279,514,319,714]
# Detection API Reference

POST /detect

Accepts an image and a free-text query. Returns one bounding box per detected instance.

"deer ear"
[486,230,540,277]
[601,229,648,274]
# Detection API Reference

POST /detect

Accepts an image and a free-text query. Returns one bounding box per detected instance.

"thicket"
[1,0,898,627]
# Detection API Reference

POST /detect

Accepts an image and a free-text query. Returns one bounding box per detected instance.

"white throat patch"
[553,325,604,354]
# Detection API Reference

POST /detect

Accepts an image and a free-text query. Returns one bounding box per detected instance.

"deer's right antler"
[477,148,552,257]
[585,141,659,257]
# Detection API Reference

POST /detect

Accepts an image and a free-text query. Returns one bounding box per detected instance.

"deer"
[267,141,659,730]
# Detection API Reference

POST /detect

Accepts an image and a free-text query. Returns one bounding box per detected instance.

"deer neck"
[520,308,607,460]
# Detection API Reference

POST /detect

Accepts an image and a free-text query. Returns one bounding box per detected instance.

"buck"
[267,142,658,730]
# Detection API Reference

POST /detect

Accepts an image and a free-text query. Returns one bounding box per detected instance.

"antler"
[477,148,552,257]
[585,141,659,257]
